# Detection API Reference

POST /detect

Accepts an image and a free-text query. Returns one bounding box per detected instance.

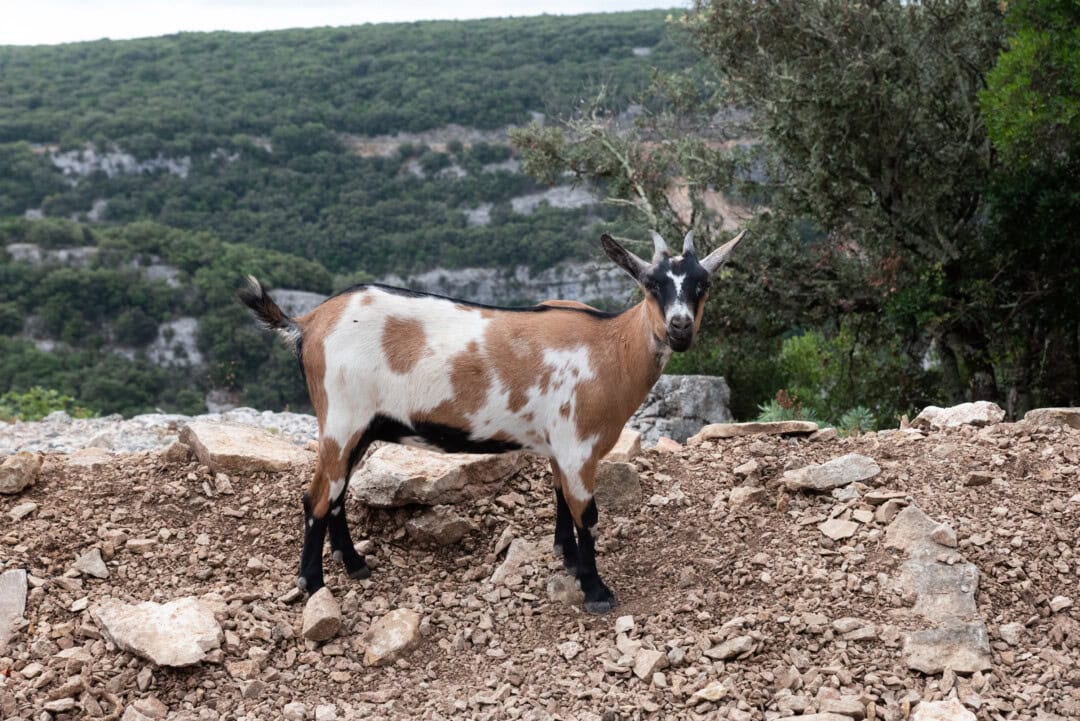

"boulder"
[179,421,312,474]
[405,505,476,546]
[362,608,421,666]
[1023,407,1080,430]
[783,453,881,492]
[301,587,342,642]
[351,445,523,507]
[603,428,642,463]
[688,420,818,445]
[912,401,1005,430]
[903,623,992,674]
[92,596,222,667]
[629,374,733,445]
[594,461,642,512]
[0,452,42,494]
[0,569,28,651]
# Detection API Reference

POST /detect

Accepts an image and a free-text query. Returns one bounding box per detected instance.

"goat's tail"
[237,275,301,355]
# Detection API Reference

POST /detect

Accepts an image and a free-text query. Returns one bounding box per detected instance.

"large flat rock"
[350,445,523,507]
[912,401,1005,430]
[92,596,223,667]
[783,453,881,492]
[903,623,992,674]
[687,421,818,445]
[179,421,312,474]
[1023,407,1080,430]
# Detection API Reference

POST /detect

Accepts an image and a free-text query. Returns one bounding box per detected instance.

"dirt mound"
[2,421,1078,720]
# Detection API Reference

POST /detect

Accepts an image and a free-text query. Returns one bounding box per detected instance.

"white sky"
[2,1,677,46]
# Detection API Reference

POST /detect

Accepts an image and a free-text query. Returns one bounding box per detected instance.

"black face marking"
[642,253,712,351]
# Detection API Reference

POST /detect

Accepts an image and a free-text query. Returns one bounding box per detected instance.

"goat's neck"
[600,301,671,423]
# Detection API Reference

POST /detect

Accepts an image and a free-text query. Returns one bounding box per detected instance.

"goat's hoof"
[347,564,372,580]
[296,575,325,594]
[584,597,618,615]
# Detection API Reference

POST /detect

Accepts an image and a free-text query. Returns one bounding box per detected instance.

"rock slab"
[363,608,421,666]
[351,445,523,507]
[179,421,312,474]
[1023,407,1080,430]
[903,623,992,674]
[405,505,476,546]
[0,569,28,651]
[912,401,1005,430]
[93,596,222,667]
[688,420,818,445]
[0,452,42,494]
[73,548,109,579]
[784,453,881,491]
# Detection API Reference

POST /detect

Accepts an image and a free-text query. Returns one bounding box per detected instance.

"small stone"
[241,679,267,700]
[998,622,1024,646]
[614,615,635,635]
[729,485,766,508]
[180,421,312,474]
[832,617,866,634]
[405,505,476,546]
[733,459,759,477]
[314,704,338,721]
[19,661,44,678]
[784,453,880,492]
[912,401,1005,430]
[247,556,269,574]
[911,699,977,721]
[819,518,858,541]
[558,641,583,660]
[594,461,642,512]
[653,437,682,453]
[963,471,993,487]
[633,648,666,679]
[546,574,584,606]
[851,508,874,524]
[930,523,958,548]
[283,702,308,721]
[704,635,754,660]
[131,696,168,719]
[692,680,728,701]
[362,608,421,666]
[43,698,77,712]
[689,421,817,444]
[126,538,157,554]
[302,587,342,642]
[775,714,851,721]
[809,427,839,442]
[490,538,545,585]
[820,697,867,719]
[495,491,526,508]
[73,548,109,579]
[1050,595,1073,613]
[864,489,907,505]
[8,501,37,521]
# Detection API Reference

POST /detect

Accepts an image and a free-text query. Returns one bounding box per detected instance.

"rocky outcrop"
[350,445,524,507]
[179,421,313,474]
[912,401,1005,430]
[630,375,733,446]
[1023,407,1080,430]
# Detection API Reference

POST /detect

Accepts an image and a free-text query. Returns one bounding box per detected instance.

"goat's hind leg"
[297,462,331,593]
[557,465,617,614]
[327,439,371,580]
[551,460,580,572]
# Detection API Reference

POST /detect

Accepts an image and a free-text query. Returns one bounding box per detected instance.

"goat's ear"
[701,229,748,275]
[601,233,650,283]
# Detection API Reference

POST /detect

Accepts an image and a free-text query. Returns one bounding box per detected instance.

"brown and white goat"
[240,229,745,613]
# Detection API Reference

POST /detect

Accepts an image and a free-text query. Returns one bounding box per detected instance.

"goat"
[239,228,745,613]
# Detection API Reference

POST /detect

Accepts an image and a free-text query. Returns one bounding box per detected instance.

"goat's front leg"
[550,461,580,572]
[327,477,370,580]
[298,471,330,593]
[558,464,617,614]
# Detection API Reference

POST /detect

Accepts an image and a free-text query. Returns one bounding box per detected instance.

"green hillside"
[0,11,683,417]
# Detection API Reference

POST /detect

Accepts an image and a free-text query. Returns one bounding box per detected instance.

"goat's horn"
[682,230,695,255]
[650,231,669,260]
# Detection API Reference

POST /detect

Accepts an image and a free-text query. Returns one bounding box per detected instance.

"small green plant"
[754,389,822,423]
[837,406,876,435]
[0,387,97,422]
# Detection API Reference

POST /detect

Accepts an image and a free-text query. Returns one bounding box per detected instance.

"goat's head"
[601,228,747,353]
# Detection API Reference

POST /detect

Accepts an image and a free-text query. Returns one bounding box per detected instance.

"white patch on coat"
[329,478,345,502]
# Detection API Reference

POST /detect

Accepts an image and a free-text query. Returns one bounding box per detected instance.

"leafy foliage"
[0,386,96,422]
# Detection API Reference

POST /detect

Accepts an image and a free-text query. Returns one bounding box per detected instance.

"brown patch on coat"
[381,316,428,374]
[559,402,572,418]
[360,294,374,305]
[693,291,709,333]
[412,342,491,433]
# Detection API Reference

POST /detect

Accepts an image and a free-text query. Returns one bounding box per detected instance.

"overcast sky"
[2,1,678,46]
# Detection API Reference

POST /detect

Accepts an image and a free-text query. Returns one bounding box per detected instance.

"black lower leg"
[327,496,370,579]
[297,494,329,593]
[553,488,580,572]
[574,499,616,614]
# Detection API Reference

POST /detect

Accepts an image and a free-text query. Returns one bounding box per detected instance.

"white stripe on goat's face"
[641,254,711,353]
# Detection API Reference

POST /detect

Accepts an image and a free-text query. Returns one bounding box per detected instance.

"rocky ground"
[1,408,1079,721]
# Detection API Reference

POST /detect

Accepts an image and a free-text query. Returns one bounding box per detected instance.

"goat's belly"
[368,414,524,455]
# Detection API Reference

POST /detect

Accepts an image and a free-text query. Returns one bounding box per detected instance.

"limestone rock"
[73,548,109,579]
[179,421,312,474]
[92,596,222,667]
[615,615,635,635]
[351,445,523,507]
[776,714,853,721]
[930,523,958,548]
[491,538,545,585]
[8,501,37,521]
[998,622,1024,646]
[899,557,980,622]
[653,437,682,453]
[912,401,1005,430]
[704,635,754,660]
[160,440,193,463]
[594,461,642,512]
[819,518,859,541]
[302,587,342,642]
[0,568,28,651]
[820,697,868,719]
[783,453,881,492]
[729,485,766,508]
[66,447,116,470]
[902,623,992,674]
[282,702,308,721]
[603,428,641,462]
[559,640,583,660]
[688,420,818,445]
[0,452,42,494]
[629,374,733,445]
[546,574,584,606]
[1023,407,1080,430]
[692,681,729,702]
[633,648,667,679]
[884,504,941,556]
[911,699,977,721]
[405,505,476,546]
[363,608,421,666]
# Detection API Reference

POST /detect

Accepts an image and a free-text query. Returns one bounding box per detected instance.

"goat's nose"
[670,316,692,334]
